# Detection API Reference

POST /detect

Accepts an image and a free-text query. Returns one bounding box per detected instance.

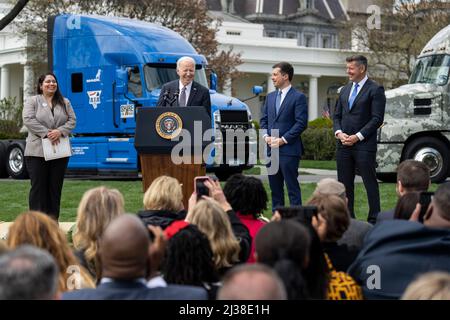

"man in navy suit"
[333,55,386,224]
[157,56,211,115]
[260,62,308,211]
[62,214,207,300]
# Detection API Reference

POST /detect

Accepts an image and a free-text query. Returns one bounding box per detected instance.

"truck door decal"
[87,90,102,109]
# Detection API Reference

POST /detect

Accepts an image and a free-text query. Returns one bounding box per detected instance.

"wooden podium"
[134,107,211,209]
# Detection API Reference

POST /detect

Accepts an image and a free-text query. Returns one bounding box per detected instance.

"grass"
[0,179,424,222]
[300,160,336,170]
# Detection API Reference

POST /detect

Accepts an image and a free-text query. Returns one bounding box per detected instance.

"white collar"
[354,75,368,88]
[179,81,193,91]
[100,277,147,285]
[278,84,291,95]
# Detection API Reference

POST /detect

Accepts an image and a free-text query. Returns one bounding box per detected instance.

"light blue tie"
[275,90,282,115]
[348,83,359,110]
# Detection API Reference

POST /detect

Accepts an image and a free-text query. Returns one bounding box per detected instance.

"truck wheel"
[6,142,29,179]
[403,137,449,183]
[0,141,9,178]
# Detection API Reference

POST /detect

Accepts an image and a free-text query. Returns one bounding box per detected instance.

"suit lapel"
[38,95,56,128]
[186,82,198,106]
[351,79,371,110]
[274,87,293,122]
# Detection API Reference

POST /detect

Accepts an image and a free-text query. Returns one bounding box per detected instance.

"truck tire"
[0,141,9,178]
[6,141,29,179]
[403,137,449,183]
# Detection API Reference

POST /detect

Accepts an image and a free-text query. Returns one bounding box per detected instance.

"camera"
[194,176,210,200]
[419,191,434,223]
[276,206,318,224]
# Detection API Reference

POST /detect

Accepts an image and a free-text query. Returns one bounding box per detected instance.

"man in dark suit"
[157,56,211,115]
[260,62,308,211]
[333,55,386,224]
[62,214,207,300]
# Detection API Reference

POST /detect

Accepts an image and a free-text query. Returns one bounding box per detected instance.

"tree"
[343,0,450,87]
[0,0,30,30]
[15,0,241,91]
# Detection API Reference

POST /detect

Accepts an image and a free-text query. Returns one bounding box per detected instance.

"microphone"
[170,90,179,106]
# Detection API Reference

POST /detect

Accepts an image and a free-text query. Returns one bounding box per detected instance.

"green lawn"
[300,160,336,170]
[0,179,419,222]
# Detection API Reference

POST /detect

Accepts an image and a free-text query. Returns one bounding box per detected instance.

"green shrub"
[0,97,24,139]
[302,117,336,160]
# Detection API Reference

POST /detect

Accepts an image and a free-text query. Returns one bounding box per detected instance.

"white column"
[222,77,232,97]
[1,65,10,100]
[267,73,275,93]
[23,64,34,100]
[308,74,320,121]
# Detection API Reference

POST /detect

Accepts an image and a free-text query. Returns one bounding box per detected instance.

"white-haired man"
[157,56,211,115]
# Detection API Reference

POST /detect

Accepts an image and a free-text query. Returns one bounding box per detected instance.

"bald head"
[100,214,149,280]
[218,264,287,300]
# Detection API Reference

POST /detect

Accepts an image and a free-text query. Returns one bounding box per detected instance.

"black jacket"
[348,220,450,299]
[137,209,187,230]
[333,79,385,151]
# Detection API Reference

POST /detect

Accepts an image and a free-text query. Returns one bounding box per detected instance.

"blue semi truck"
[0,14,257,180]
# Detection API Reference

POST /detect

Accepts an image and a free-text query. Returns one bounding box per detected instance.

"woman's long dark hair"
[255,220,311,300]
[37,72,67,113]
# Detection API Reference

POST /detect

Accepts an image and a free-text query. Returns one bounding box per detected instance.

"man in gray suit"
[62,214,207,300]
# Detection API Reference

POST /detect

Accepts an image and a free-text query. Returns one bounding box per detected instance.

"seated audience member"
[255,220,311,299]
[393,192,420,220]
[63,215,207,300]
[223,174,268,263]
[73,186,125,280]
[272,207,362,300]
[7,211,95,292]
[377,160,430,223]
[217,263,287,300]
[348,182,450,299]
[0,245,59,300]
[402,272,450,300]
[312,178,372,250]
[138,176,186,229]
[186,198,241,277]
[161,223,220,299]
[308,194,359,272]
[188,178,252,264]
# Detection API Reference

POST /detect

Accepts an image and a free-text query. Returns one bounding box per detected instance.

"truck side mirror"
[115,69,128,94]
[209,71,218,91]
[252,85,263,96]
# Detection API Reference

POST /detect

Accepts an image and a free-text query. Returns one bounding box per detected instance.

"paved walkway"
[0,222,75,240]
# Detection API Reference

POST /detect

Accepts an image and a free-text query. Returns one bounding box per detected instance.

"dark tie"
[179,86,186,107]
[348,83,359,110]
[275,90,282,115]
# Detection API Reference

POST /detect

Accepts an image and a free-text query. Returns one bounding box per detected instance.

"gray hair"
[0,245,59,300]
[176,56,196,70]
[218,263,287,300]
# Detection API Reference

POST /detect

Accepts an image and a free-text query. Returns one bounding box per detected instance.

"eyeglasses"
[44,80,57,84]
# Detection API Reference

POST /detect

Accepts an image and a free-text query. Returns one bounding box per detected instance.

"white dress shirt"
[178,81,193,106]
[335,75,369,141]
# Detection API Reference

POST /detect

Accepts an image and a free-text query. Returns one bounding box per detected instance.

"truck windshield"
[409,54,450,86]
[144,63,209,92]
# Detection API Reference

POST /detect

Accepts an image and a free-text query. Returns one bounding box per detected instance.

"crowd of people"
[1,159,450,300]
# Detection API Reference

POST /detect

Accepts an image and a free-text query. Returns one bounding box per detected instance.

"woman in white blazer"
[22,72,76,220]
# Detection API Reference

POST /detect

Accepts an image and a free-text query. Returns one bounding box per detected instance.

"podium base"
[140,154,206,210]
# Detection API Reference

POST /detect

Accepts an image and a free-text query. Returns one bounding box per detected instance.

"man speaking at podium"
[157,56,211,115]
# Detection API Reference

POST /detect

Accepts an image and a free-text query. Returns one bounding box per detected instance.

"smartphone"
[276,206,318,225]
[194,176,210,200]
[418,192,434,223]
